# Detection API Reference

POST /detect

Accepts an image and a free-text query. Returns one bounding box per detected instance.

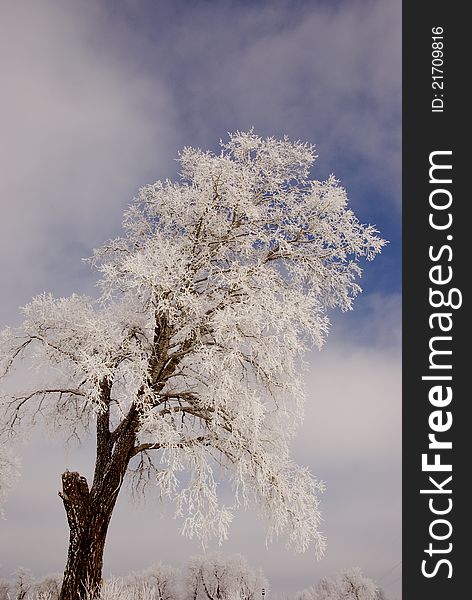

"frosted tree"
[0,581,9,600]
[185,553,267,600]
[0,131,385,600]
[126,563,181,600]
[295,568,380,600]
[30,574,63,600]
[11,568,33,600]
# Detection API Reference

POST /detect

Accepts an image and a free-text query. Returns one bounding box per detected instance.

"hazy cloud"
[0,0,180,323]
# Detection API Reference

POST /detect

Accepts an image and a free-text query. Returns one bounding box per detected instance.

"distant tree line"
[0,556,389,600]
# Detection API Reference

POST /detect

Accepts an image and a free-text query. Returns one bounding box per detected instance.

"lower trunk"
[58,399,138,599]
[58,471,117,600]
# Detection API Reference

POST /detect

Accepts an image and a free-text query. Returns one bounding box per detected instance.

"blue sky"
[0,1,401,598]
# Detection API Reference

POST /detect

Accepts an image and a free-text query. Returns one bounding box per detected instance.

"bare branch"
[1,338,34,377]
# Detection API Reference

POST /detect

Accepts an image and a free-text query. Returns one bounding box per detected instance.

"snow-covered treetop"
[185,552,268,600]
[296,568,379,600]
[0,131,385,554]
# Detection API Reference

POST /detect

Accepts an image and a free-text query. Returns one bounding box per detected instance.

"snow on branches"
[296,568,380,600]
[185,553,267,600]
[0,131,385,557]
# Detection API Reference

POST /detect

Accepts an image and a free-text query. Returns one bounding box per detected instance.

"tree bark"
[58,399,138,599]
[58,471,118,600]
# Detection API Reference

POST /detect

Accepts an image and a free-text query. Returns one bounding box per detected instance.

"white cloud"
[0,0,180,324]
[144,0,401,203]
[296,343,401,468]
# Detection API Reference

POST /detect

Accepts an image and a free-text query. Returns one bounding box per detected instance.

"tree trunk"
[57,380,141,600]
[58,471,118,600]
[58,400,138,600]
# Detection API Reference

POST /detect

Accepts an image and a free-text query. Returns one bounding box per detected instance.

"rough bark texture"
[58,382,139,600]
[59,471,108,600]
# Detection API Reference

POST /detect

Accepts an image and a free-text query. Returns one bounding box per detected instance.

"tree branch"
[131,434,212,457]
[1,338,34,377]
[5,388,86,429]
